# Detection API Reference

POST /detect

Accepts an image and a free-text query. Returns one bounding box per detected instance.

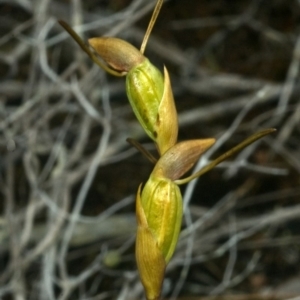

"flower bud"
[127,65,178,155]
[153,138,216,180]
[126,59,164,141]
[88,37,145,72]
[136,177,182,299]
[140,176,183,263]
[89,37,178,155]
[136,184,166,300]
[136,138,214,299]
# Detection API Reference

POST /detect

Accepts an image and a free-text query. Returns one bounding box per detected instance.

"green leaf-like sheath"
[141,176,182,263]
[126,59,164,142]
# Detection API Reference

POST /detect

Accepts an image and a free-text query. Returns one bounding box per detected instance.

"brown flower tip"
[88,37,145,72]
[153,138,216,180]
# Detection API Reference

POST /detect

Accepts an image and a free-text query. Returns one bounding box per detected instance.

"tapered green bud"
[136,184,167,300]
[126,59,163,140]
[127,65,178,155]
[140,138,215,261]
[140,176,182,263]
[89,37,178,155]
[136,177,182,299]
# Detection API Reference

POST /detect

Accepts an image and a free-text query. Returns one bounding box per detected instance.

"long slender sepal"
[140,0,164,54]
[58,20,124,77]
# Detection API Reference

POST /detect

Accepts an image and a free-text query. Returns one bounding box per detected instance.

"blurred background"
[1,0,300,299]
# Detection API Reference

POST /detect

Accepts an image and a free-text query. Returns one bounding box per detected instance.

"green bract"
[126,59,164,142]
[141,176,182,263]
[126,62,178,154]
